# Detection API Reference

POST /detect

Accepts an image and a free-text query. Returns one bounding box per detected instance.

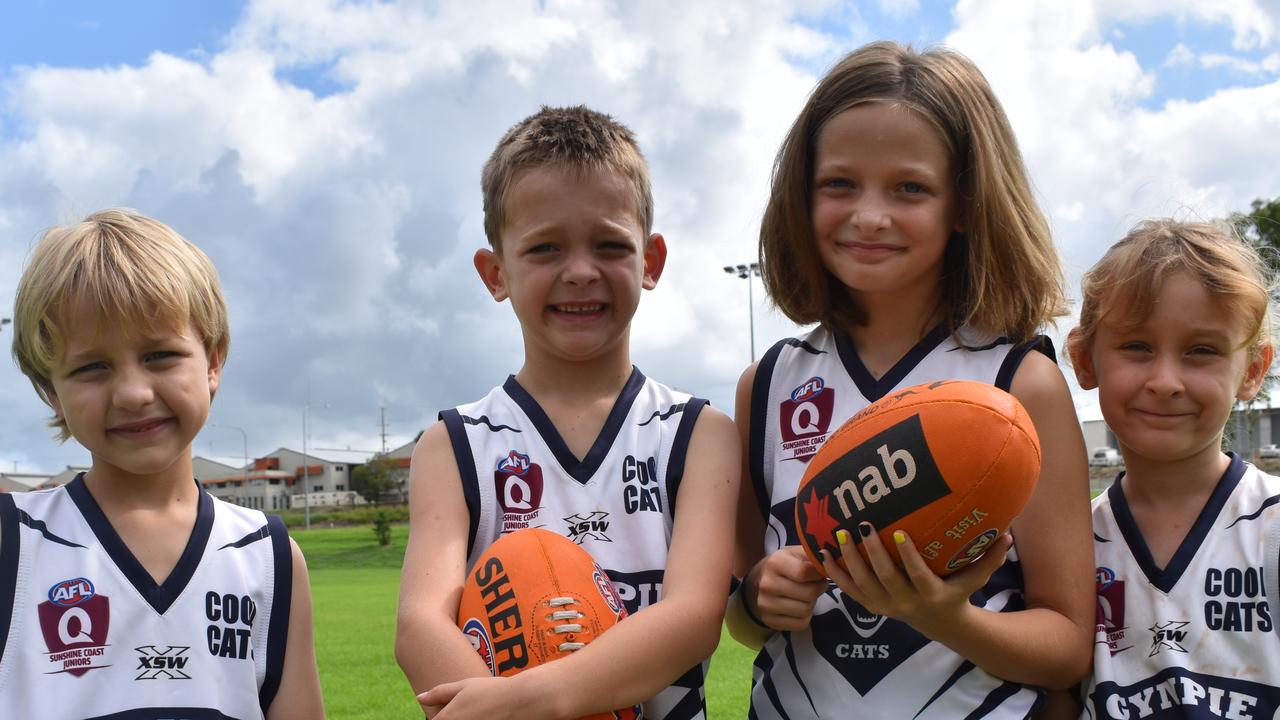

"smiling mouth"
[110,418,172,435]
[552,304,606,314]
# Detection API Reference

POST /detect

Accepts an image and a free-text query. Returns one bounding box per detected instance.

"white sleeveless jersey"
[0,474,292,720]
[443,368,709,720]
[1081,456,1280,719]
[748,324,1051,719]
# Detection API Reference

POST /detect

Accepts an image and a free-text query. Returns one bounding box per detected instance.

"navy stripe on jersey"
[964,681,1027,719]
[665,398,707,520]
[12,506,84,548]
[1110,454,1245,592]
[749,338,795,519]
[258,514,293,714]
[219,524,270,550]
[664,685,707,720]
[463,415,522,433]
[639,402,688,426]
[916,660,976,717]
[86,710,242,720]
[441,408,482,558]
[1225,492,1280,528]
[0,493,18,665]
[834,324,949,402]
[504,368,647,484]
[994,336,1054,391]
[68,474,215,614]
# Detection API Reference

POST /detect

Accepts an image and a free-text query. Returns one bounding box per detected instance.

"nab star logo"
[135,645,191,680]
[565,511,611,544]
[1148,620,1190,656]
[798,492,841,556]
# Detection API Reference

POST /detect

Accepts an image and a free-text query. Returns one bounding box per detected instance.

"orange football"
[457,528,636,720]
[794,379,1040,576]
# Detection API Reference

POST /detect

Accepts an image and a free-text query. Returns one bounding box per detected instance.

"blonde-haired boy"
[2,209,324,719]
[396,106,739,719]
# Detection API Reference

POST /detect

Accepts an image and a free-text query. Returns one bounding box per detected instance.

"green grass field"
[293,524,754,719]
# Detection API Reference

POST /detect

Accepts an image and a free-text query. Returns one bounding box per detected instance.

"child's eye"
[146,351,183,363]
[1188,345,1220,356]
[901,181,927,194]
[1118,342,1150,353]
[817,177,852,191]
[69,361,107,376]
[527,243,557,255]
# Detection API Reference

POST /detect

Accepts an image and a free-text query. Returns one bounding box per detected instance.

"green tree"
[1231,197,1280,266]
[1229,197,1280,452]
[351,454,400,506]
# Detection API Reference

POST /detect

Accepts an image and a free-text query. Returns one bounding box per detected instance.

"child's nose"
[112,365,156,409]
[851,198,890,233]
[562,251,601,284]
[1145,355,1184,396]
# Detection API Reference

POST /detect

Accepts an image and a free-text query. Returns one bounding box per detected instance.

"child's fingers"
[949,532,1013,591]
[831,528,886,606]
[418,682,460,710]
[857,523,913,597]
[892,530,940,592]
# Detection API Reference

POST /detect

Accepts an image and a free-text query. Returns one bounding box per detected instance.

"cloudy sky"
[2,0,1278,474]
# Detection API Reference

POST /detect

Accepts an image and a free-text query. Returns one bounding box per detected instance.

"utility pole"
[380,406,388,454]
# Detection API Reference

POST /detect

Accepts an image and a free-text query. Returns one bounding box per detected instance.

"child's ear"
[642,233,667,291]
[207,350,223,397]
[474,248,509,301]
[1066,328,1098,390]
[1236,344,1274,401]
[47,387,63,418]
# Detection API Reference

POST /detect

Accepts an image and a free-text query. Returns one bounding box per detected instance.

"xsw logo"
[565,511,611,544]
[1148,621,1190,657]
[135,645,192,680]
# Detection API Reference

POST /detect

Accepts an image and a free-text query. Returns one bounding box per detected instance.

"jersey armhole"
[1265,514,1280,637]
[994,334,1056,391]
[749,340,788,520]
[664,398,708,520]
[0,494,19,667]
[440,409,482,559]
[258,513,292,714]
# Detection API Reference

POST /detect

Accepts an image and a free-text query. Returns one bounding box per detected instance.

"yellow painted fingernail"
[836,529,850,546]
[893,530,906,545]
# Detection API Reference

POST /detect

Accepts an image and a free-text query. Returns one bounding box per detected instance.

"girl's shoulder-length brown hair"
[759,40,1067,343]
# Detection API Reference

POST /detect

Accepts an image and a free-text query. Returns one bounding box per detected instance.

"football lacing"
[548,596,587,651]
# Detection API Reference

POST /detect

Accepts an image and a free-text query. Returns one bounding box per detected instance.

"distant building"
[198,447,377,511]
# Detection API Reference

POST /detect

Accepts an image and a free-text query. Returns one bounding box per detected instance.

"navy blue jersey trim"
[962,680,1027,719]
[441,408,482,559]
[914,660,978,717]
[1109,454,1245,593]
[1226,492,1280,529]
[994,335,1054,391]
[0,494,18,666]
[462,414,522,433]
[665,398,707,521]
[68,474,214,614]
[504,367,646,485]
[85,710,241,719]
[639,402,686,426]
[834,323,950,402]
[750,339,791,519]
[259,514,292,714]
[219,524,270,550]
[663,684,707,720]
[13,507,84,548]
[752,646,793,720]
[782,633,819,716]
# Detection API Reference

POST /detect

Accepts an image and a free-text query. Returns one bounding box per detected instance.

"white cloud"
[3,0,1280,471]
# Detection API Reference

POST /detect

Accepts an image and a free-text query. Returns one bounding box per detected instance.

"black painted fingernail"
[858,522,873,538]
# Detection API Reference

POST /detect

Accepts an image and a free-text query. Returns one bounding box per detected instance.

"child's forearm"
[395,610,493,695]
[515,592,725,717]
[917,603,1092,689]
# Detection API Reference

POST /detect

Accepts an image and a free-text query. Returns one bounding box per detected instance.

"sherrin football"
[794,379,1040,577]
[457,527,637,720]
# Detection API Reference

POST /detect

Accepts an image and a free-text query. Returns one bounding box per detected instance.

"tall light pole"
[210,424,249,506]
[302,403,328,531]
[723,262,761,362]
